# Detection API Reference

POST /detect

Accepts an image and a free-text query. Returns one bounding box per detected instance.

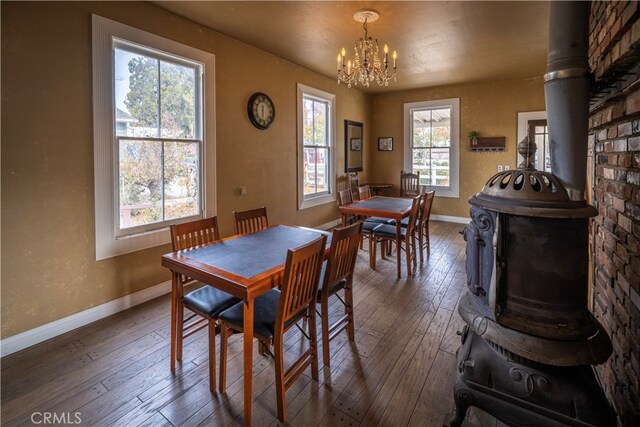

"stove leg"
[448,388,472,427]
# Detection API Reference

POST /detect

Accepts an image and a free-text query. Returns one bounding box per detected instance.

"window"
[297,84,336,209]
[404,98,460,198]
[93,15,215,260]
[528,119,550,172]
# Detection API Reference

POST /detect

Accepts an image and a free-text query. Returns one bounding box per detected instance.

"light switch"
[505,165,511,171]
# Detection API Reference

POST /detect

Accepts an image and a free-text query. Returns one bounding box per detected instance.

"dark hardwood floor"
[1,221,494,426]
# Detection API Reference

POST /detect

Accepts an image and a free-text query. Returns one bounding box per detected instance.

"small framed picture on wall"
[378,137,393,151]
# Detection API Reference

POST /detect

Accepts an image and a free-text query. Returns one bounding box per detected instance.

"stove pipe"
[544,1,591,201]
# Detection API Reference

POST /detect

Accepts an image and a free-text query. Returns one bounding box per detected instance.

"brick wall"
[589,1,640,425]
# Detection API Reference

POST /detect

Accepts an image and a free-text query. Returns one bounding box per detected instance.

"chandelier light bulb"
[384,44,389,54]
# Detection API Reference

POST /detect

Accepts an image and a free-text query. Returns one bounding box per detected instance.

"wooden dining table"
[161,224,331,426]
[338,196,414,278]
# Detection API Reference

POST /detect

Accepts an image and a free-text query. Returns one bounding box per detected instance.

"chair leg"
[425,224,431,256]
[274,335,286,422]
[370,235,377,269]
[308,311,319,381]
[208,319,216,392]
[219,323,228,393]
[345,280,355,341]
[321,296,331,367]
[417,228,425,264]
[176,303,184,362]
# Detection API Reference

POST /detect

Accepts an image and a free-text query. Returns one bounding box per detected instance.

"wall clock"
[247,92,275,130]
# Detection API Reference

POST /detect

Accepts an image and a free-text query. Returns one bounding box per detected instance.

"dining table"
[161,224,331,426]
[338,196,414,278]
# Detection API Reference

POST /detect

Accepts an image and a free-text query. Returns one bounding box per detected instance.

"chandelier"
[337,10,397,88]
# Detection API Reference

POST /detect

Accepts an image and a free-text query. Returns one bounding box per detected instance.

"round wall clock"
[247,92,275,130]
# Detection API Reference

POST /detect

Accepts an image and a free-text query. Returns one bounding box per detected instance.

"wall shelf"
[470,136,506,152]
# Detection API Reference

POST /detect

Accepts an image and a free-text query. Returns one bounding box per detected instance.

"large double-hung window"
[297,84,336,209]
[404,98,460,198]
[93,16,215,260]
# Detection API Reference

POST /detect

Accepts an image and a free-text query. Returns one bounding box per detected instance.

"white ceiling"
[152,1,550,93]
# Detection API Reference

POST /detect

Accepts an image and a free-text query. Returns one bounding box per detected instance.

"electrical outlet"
[497,165,503,172]
[505,165,511,171]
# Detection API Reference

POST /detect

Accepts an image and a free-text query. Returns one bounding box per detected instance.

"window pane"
[115,49,159,138]
[160,61,196,139]
[164,141,199,220]
[431,148,450,186]
[119,139,162,228]
[316,148,329,193]
[412,148,431,181]
[413,126,431,148]
[303,147,317,195]
[303,98,314,145]
[432,125,451,148]
[312,101,327,146]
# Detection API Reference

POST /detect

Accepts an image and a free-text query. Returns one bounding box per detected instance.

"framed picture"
[378,137,393,151]
[350,138,362,151]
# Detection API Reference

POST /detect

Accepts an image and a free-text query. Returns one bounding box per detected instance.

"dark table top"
[339,196,413,220]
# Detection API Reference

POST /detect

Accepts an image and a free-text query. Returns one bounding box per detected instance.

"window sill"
[97,226,171,261]
[423,186,459,199]
[299,193,335,210]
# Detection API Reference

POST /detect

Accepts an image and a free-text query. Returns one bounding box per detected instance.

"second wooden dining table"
[161,224,331,426]
[338,196,414,278]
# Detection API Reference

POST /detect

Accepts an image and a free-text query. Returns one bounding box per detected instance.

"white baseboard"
[431,214,468,224]
[0,280,172,357]
[317,218,342,230]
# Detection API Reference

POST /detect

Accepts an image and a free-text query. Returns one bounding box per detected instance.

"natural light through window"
[404,98,459,198]
[114,45,202,232]
[297,84,335,210]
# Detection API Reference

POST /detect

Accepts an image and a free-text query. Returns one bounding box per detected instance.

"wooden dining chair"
[417,191,435,262]
[218,235,327,422]
[348,172,360,201]
[400,170,421,197]
[358,185,372,200]
[338,189,356,225]
[400,190,435,263]
[233,206,268,235]
[316,222,362,367]
[170,217,241,392]
[338,188,383,249]
[370,195,421,276]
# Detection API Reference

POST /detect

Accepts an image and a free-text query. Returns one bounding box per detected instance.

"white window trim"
[297,83,336,210]
[517,110,547,170]
[404,98,460,198]
[93,15,216,260]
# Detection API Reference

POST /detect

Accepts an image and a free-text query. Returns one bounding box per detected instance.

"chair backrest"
[170,216,220,251]
[358,185,372,200]
[400,170,420,197]
[404,195,422,239]
[233,206,268,235]
[276,235,327,333]
[337,189,353,206]
[322,222,363,298]
[419,191,435,225]
[348,173,360,201]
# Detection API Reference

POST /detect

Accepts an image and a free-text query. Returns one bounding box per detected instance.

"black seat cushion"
[362,221,383,233]
[399,217,422,228]
[218,289,305,340]
[317,261,347,298]
[182,286,241,318]
[365,216,394,224]
[373,223,409,239]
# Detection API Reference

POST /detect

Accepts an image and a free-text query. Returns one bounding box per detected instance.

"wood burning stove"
[448,2,616,425]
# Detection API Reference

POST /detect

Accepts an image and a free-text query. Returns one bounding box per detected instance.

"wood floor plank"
[1,222,469,427]
[407,350,458,427]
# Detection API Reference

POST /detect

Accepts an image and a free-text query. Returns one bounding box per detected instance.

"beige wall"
[1,2,371,338]
[367,77,545,218]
